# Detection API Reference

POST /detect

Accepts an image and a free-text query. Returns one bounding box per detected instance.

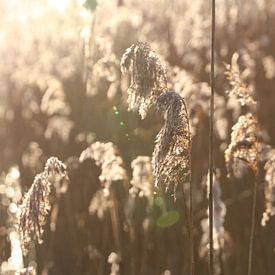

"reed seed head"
[225,113,259,178]
[18,157,68,255]
[152,91,191,195]
[121,42,167,119]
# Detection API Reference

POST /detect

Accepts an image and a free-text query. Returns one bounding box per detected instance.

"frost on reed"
[261,151,275,226]
[225,52,256,107]
[121,42,167,119]
[18,157,68,255]
[225,113,259,178]
[129,156,153,199]
[152,91,191,195]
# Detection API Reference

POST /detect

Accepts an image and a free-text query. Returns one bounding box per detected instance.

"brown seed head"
[121,42,167,119]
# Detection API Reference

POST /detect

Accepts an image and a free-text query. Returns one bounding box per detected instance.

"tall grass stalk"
[248,175,258,275]
[209,0,216,274]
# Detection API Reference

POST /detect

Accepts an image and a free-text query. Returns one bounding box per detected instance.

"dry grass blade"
[121,42,167,119]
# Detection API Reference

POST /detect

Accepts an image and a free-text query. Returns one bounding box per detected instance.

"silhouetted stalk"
[186,101,194,275]
[181,183,194,275]
[128,219,136,275]
[109,190,121,253]
[209,0,216,274]
[248,174,258,275]
[189,177,194,275]
[218,237,225,275]
[181,186,190,238]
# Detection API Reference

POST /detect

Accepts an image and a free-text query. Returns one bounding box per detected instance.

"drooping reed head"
[121,43,191,196]
[18,157,68,255]
[152,91,191,195]
[19,172,51,255]
[121,42,167,119]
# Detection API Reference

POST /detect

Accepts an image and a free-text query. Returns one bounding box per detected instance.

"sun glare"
[49,0,70,12]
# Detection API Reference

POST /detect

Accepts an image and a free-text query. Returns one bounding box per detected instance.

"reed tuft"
[121,42,167,119]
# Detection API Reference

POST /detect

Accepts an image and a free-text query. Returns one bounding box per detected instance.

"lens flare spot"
[154,196,164,207]
[156,211,180,228]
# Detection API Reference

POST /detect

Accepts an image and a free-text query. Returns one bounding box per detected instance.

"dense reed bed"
[0,0,275,274]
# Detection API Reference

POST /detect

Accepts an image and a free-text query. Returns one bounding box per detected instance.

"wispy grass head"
[130,156,153,199]
[79,142,127,189]
[121,42,167,119]
[18,157,68,255]
[225,53,256,107]
[152,91,191,195]
[225,113,259,178]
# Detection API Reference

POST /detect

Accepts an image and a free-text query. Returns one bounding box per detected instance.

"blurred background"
[0,0,275,274]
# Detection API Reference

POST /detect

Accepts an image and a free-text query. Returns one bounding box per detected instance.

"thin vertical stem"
[183,98,194,275]
[218,237,225,275]
[189,140,194,275]
[181,185,191,238]
[190,176,194,275]
[109,189,122,253]
[248,175,258,275]
[209,0,216,274]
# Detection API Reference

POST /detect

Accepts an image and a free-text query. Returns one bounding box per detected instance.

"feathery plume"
[16,266,36,275]
[18,157,68,255]
[152,91,191,195]
[121,42,167,119]
[225,113,259,178]
[108,252,121,275]
[19,172,51,254]
[79,142,127,190]
[225,53,256,107]
[129,156,153,199]
[89,189,112,219]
